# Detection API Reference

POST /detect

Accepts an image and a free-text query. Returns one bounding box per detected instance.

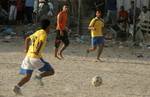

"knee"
[65,41,69,47]
[92,47,97,51]
[51,69,55,75]
[99,43,104,47]
[55,40,61,48]
[25,75,32,81]
[48,68,55,76]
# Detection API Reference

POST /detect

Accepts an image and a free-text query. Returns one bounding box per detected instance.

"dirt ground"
[0,36,150,97]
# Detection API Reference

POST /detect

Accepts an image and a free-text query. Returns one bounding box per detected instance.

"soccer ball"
[91,76,102,87]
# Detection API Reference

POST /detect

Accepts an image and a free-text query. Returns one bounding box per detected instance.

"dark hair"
[62,4,68,10]
[131,1,134,4]
[143,6,147,9]
[63,4,69,7]
[40,19,50,29]
[96,9,101,13]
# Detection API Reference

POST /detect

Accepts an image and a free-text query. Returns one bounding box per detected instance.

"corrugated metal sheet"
[117,0,149,10]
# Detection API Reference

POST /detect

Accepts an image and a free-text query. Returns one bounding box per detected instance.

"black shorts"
[55,30,69,48]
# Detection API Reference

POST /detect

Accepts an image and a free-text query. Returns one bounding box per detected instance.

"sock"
[37,74,42,79]
[16,85,20,88]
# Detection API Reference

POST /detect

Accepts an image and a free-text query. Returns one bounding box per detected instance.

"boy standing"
[13,19,55,95]
[54,5,70,59]
[87,10,105,61]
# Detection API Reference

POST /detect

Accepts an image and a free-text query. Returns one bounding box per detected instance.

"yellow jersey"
[89,17,104,37]
[26,29,47,58]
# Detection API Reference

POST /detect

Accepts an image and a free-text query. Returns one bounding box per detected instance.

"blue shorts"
[20,58,54,75]
[91,36,105,47]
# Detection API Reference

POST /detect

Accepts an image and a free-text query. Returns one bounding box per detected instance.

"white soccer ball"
[91,76,102,87]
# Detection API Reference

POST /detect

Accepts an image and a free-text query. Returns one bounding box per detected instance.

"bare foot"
[86,49,90,54]
[55,55,61,60]
[86,49,90,57]
[58,52,64,59]
[95,58,104,62]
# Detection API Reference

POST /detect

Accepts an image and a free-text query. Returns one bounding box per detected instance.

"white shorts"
[20,56,53,74]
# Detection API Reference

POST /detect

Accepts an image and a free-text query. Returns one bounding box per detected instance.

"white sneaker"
[34,75,44,86]
[13,86,22,95]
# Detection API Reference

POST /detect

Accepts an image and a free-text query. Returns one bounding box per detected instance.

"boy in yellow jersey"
[13,19,55,95]
[87,9,105,61]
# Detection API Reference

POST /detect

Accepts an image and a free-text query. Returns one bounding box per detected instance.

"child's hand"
[24,50,28,53]
[60,30,64,36]
[91,27,96,30]
[34,51,39,55]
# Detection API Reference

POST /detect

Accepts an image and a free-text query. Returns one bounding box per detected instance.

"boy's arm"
[102,22,105,35]
[88,19,96,30]
[102,26,105,35]
[25,37,31,53]
[57,13,64,36]
[88,26,95,30]
[34,40,43,55]
[34,33,46,55]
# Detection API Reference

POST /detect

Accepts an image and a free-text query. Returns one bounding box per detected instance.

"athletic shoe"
[13,85,22,95]
[34,75,44,86]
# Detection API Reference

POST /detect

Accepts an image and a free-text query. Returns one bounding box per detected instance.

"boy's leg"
[35,59,55,86]
[55,40,61,60]
[96,37,105,61]
[87,46,97,53]
[13,73,32,95]
[58,38,69,58]
[55,48,61,60]
[38,60,55,78]
[39,69,54,78]
[55,30,62,60]
[87,37,97,53]
[35,70,54,86]
[13,56,33,95]
[97,43,104,61]
[17,57,33,87]
[17,73,32,87]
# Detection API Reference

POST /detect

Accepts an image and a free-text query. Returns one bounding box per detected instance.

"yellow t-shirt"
[27,29,47,58]
[89,17,104,37]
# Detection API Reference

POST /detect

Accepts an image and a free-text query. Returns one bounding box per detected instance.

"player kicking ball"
[87,9,105,62]
[13,19,55,95]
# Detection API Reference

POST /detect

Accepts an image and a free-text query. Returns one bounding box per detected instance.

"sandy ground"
[0,37,150,97]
